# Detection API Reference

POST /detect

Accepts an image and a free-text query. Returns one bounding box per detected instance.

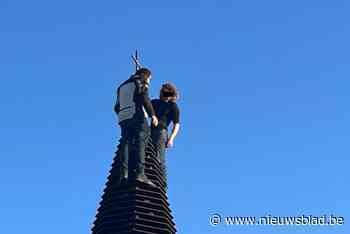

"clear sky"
[0,1,349,233]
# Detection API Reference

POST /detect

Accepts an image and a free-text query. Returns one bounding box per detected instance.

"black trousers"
[119,118,150,178]
[151,127,168,188]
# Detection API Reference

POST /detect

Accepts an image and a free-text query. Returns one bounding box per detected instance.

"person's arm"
[141,93,155,117]
[114,87,120,114]
[114,102,120,114]
[135,80,158,126]
[167,123,180,148]
[166,104,180,148]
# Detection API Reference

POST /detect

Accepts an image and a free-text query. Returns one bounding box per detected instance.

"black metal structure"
[91,138,177,234]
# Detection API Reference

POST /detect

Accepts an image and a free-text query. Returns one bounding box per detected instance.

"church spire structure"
[91,138,177,234]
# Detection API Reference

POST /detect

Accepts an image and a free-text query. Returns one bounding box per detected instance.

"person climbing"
[151,83,180,190]
[114,67,158,186]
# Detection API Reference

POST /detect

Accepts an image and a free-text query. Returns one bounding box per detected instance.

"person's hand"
[166,138,174,148]
[151,115,158,127]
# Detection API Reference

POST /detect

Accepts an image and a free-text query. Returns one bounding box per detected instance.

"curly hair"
[160,83,178,102]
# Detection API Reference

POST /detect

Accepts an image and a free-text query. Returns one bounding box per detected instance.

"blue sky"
[0,1,349,233]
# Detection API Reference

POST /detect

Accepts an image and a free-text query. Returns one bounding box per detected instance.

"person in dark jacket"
[114,68,158,186]
[151,83,180,189]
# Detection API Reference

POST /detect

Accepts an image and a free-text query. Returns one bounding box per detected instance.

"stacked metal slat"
[92,139,176,234]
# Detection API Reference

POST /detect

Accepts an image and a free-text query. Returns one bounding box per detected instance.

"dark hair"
[160,83,178,101]
[135,68,151,79]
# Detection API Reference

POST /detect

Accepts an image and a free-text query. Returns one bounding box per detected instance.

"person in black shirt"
[151,83,180,189]
[114,68,158,186]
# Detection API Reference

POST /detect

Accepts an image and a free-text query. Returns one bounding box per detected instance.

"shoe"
[120,176,128,185]
[117,166,128,186]
[136,174,156,187]
[116,176,128,186]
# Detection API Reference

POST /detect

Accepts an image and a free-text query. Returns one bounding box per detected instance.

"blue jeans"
[119,118,150,178]
[151,127,168,187]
